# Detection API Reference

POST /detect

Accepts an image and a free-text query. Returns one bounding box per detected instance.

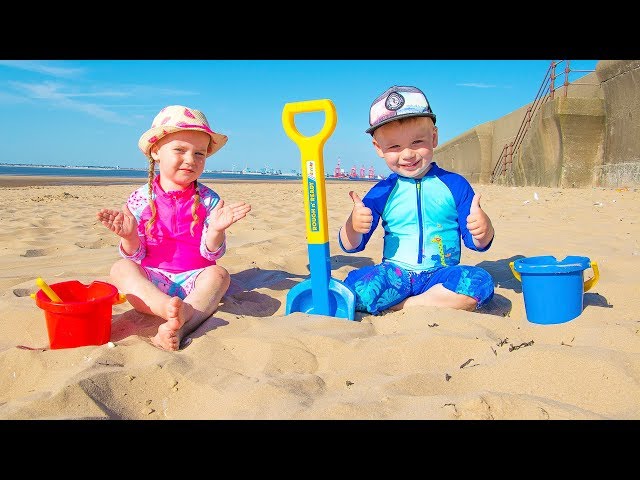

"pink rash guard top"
[119,176,226,273]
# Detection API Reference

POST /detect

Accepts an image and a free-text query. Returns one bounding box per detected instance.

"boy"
[339,85,495,315]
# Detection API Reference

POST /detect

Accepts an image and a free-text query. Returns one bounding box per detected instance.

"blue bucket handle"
[510,260,599,292]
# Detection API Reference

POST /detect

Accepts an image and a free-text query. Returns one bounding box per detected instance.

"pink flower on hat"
[176,122,214,134]
[183,108,196,119]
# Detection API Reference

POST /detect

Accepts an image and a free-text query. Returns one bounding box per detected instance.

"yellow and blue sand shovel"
[282,99,355,320]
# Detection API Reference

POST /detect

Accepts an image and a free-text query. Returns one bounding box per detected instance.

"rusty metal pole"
[501,145,507,175]
[550,61,556,100]
[564,60,570,97]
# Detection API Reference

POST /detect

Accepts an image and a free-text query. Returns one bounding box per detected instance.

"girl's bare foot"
[151,296,186,351]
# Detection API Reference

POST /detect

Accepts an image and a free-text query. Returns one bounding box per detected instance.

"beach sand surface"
[0,178,638,420]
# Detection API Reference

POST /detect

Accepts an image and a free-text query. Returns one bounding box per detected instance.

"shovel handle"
[282,99,336,245]
[282,99,337,149]
[36,277,63,303]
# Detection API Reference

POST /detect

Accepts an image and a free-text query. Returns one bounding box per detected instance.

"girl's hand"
[209,199,252,232]
[97,204,138,239]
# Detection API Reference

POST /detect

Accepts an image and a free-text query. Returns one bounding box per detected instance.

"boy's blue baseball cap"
[366,85,436,134]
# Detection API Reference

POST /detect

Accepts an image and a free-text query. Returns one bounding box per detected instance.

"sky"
[0,59,598,176]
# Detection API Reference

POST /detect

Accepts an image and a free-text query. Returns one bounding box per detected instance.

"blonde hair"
[144,155,201,239]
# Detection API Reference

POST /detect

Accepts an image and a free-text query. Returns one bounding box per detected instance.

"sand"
[0,176,638,420]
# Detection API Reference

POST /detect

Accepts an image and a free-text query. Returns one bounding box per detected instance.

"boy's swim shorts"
[343,261,494,314]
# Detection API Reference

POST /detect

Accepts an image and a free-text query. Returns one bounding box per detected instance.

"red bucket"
[34,280,124,349]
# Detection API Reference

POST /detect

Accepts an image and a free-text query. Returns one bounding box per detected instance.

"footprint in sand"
[13,288,34,297]
[75,238,118,249]
[31,192,79,202]
[21,247,59,258]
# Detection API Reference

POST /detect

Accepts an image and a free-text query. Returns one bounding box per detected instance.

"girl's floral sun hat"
[138,105,228,158]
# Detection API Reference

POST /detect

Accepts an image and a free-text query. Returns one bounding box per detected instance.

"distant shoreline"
[0,175,141,187]
[0,175,370,188]
[0,175,294,188]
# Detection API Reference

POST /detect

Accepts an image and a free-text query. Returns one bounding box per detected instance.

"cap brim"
[366,112,436,134]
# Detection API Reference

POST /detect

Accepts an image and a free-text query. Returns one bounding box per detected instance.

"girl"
[97,105,251,351]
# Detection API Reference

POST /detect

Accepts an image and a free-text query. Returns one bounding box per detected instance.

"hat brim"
[366,112,437,134]
[138,126,228,158]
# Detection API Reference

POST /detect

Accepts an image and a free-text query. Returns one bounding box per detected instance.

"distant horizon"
[0,162,301,175]
[0,162,390,181]
[0,161,380,176]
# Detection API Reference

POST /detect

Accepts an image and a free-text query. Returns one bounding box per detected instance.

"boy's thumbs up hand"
[349,190,373,234]
[470,192,482,212]
[349,190,364,207]
[466,192,494,248]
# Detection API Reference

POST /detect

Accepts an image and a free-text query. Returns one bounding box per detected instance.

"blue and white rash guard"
[339,162,493,272]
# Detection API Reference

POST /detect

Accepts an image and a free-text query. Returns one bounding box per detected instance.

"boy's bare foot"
[151,296,186,351]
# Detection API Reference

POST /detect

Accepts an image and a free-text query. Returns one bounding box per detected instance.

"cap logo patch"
[385,92,405,111]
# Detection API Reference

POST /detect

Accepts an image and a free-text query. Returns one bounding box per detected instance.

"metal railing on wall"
[489,60,597,183]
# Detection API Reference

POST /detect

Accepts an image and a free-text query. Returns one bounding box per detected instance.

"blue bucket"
[510,256,599,325]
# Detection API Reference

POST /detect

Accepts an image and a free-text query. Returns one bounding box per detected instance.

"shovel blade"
[286,277,356,320]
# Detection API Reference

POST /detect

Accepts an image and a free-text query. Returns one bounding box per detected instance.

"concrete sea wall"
[435,60,640,188]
